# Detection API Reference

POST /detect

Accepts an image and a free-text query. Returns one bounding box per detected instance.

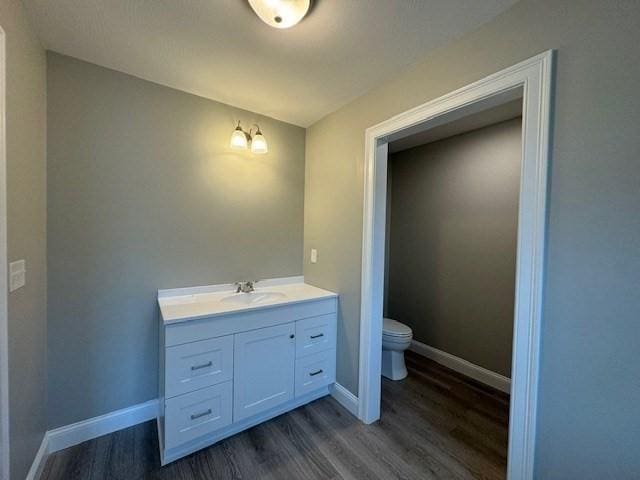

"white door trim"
[0,26,9,480]
[359,50,554,480]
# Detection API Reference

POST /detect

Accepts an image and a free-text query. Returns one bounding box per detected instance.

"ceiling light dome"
[248,0,311,29]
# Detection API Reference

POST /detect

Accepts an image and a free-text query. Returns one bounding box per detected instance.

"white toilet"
[381,317,413,380]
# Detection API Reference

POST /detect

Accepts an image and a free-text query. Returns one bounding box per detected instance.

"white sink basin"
[220,291,287,306]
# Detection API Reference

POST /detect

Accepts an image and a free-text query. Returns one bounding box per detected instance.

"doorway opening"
[358,51,554,480]
[382,97,523,478]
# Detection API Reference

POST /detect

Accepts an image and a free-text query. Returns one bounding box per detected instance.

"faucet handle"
[233,280,259,293]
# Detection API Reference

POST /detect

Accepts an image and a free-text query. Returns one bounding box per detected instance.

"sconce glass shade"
[251,130,268,154]
[230,125,248,150]
[248,0,311,29]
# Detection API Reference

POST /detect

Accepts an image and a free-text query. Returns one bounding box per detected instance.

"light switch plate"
[310,249,318,264]
[9,260,26,292]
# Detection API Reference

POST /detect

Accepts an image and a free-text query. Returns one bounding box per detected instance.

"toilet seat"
[383,317,412,338]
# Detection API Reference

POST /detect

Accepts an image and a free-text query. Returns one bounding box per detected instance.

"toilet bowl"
[382,317,413,380]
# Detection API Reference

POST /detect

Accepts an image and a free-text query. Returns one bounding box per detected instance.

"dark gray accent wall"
[0,1,48,478]
[304,1,640,476]
[47,53,306,428]
[387,118,521,377]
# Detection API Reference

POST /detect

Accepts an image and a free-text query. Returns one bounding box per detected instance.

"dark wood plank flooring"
[42,352,509,479]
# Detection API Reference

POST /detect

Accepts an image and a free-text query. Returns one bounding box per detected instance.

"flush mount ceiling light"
[248,0,311,29]
[230,122,269,154]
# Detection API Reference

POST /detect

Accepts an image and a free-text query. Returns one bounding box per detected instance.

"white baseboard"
[31,385,357,477]
[329,382,359,417]
[25,432,49,480]
[47,399,158,454]
[409,340,511,394]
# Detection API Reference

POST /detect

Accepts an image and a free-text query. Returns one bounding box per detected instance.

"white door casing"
[0,26,9,480]
[359,51,554,480]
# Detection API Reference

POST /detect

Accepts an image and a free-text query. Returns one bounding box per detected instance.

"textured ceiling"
[24,0,518,127]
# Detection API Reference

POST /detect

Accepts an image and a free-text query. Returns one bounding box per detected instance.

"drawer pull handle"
[191,361,213,371]
[310,333,324,339]
[190,409,212,420]
[309,369,324,377]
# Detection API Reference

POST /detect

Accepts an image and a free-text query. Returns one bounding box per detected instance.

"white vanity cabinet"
[157,285,337,465]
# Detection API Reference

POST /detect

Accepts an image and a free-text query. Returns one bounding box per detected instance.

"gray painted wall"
[47,53,306,428]
[304,0,640,477]
[386,119,521,378]
[0,1,48,478]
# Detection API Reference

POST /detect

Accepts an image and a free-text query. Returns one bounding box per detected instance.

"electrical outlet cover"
[9,259,26,292]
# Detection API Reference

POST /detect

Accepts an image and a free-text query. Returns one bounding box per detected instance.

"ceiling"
[24,0,519,127]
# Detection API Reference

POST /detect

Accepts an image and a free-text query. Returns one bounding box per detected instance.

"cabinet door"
[233,322,296,421]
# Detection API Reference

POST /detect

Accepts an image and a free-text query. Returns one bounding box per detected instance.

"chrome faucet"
[234,281,258,293]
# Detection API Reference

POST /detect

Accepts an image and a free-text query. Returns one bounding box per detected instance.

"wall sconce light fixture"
[230,122,268,154]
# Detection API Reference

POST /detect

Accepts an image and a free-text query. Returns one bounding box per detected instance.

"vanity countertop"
[158,277,337,325]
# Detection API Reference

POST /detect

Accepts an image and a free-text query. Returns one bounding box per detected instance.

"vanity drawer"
[295,349,336,397]
[295,314,336,358]
[166,335,233,398]
[164,381,233,450]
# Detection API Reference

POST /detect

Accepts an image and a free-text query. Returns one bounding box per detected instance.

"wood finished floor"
[42,352,510,480]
